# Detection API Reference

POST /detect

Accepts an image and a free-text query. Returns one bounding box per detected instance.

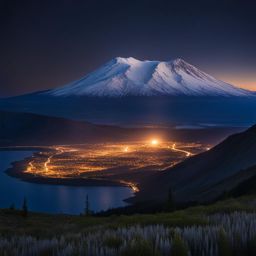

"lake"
[0,151,133,215]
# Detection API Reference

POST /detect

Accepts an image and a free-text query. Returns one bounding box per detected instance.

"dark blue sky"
[1,0,256,97]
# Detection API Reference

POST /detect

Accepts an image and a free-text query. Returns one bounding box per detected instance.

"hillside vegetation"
[0,196,256,255]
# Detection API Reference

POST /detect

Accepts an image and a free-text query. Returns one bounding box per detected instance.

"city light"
[23,142,204,181]
[151,139,159,145]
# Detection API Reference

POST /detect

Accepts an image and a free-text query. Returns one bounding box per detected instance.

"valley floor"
[4,142,205,193]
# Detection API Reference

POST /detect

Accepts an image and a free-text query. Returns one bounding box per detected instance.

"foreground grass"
[0,196,254,237]
[0,196,256,255]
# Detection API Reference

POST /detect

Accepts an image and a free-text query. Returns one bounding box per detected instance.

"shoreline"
[0,146,154,194]
[5,159,138,207]
[2,150,138,191]
[6,161,132,188]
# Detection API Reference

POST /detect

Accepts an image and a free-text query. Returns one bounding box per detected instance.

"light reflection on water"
[0,151,133,215]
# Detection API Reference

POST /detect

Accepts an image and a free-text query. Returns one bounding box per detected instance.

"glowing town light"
[124,146,129,152]
[151,139,159,145]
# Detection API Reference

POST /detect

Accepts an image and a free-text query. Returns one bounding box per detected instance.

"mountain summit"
[43,57,252,97]
[1,57,256,126]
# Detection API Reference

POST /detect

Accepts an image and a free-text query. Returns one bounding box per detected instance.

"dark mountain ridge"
[0,111,242,146]
[0,111,130,146]
[136,125,256,203]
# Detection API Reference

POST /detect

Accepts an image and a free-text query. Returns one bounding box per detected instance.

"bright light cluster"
[151,139,159,145]
[24,142,205,184]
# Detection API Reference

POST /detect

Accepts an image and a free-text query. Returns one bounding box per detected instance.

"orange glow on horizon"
[221,77,256,91]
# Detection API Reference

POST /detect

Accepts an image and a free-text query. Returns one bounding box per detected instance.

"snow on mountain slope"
[43,57,253,97]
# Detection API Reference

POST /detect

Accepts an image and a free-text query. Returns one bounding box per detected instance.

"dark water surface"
[0,151,133,214]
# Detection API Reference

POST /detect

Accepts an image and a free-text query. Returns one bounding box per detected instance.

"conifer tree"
[22,197,28,217]
[85,194,90,216]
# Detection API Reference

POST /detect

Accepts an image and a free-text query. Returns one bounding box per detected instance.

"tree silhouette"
[22,197,28,217]
[84,194,90,216]
[9,203,15,210]
[171,233,189,256]
[166,187,176,212]
[218,228,232,256]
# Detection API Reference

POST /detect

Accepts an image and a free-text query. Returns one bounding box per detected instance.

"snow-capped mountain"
[1,57,255,127]
[43,57,252,97]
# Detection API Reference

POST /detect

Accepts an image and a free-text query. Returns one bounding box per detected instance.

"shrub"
[120,237,160,256]
[218,228,232,256]
[103,235,123,249]
[171,233,189,256]
[0,211,256,256]
[247,236,256,256]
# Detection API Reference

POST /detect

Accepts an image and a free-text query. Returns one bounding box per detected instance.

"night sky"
[1,0,256,97]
